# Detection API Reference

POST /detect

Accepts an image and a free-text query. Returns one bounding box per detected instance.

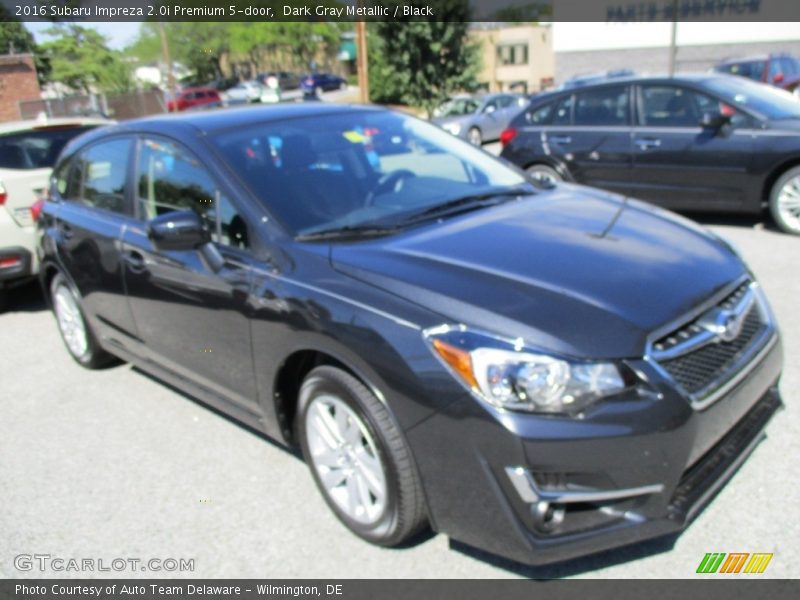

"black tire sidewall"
[769,166,800,235]
[297,367,402,545]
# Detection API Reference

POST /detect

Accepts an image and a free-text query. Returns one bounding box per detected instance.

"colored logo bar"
[697,553,773,574]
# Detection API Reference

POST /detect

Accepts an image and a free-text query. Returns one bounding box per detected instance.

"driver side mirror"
[147,210,210,251]
[699,111,732,130]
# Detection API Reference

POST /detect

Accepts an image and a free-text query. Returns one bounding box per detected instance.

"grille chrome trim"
[645,280,777,411]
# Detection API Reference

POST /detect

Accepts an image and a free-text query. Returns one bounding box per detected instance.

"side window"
[640,85,747,128]
[574,86,629,126]
[54,158,71,196]
[551,95,573,125]
[136,137,249,249]
[70,138,132,214]
[527,102,554,125]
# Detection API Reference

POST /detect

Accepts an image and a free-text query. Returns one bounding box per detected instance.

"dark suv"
[38,104,782,566]
[500,74,800,235]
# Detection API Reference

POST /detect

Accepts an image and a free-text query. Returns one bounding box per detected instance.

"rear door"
[630,83,755,210]
[120,136,258,408]
[53,136,139,342]
[543,84,634,195]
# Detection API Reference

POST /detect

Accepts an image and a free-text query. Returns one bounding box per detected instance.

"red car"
[714,54,800,96]
[166,87,223,112]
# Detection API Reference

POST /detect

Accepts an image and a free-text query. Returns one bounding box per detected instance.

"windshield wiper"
[399,187,533,226]
[296,223,400,242]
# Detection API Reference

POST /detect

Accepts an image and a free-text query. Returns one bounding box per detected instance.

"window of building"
[497,43,529,66]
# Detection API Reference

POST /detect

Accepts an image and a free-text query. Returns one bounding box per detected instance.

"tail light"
[0,256,21,269]
[500,127,518,147]
[0,183,6,206]
[30,198,45,222]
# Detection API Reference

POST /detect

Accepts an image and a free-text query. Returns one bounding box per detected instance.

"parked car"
[713,53,800,96]
[224,80,265,104]
[166,87,223,112]
[0,117,109,310]
[38,104,782,566]
[300,73,347,95]
[431,93,528,146]
[500,73,800,235]
[257,71,301,91]
[207,76,240,92]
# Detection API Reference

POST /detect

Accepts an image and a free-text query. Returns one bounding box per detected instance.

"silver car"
[431,93,529,145]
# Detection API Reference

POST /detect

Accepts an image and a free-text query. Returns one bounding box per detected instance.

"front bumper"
[405,332,783,566]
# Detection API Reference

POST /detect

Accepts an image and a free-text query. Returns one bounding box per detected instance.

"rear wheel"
[769,166,800,235]
[51,273,115,368]
[297,366,427,546]
[526,164,563,187]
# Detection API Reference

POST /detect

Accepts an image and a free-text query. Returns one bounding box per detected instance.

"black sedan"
[37,104,782,566]
[500,74,800,235]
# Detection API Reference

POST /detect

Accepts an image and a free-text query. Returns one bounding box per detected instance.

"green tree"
[38,24,133,94]
[0,15,51,84]
[370,0,480,115]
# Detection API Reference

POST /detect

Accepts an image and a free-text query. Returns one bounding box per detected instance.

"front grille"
[652,281,771,400]
[669,389,781,517]
[660,305,763,395]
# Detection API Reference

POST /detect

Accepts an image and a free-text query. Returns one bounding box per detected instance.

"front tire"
[769,166,800,235]
[297,366,427,546]
[467,127,482,146]
[51,273,115,369]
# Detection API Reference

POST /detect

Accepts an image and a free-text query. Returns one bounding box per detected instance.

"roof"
[0,117,113,136]
[117,103,383,135]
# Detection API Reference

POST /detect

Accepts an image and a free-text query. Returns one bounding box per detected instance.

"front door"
[630,83,755,211]
[121,136,258,408]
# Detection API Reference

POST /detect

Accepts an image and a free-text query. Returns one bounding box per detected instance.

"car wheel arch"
[272,347,391,447]
[762,156,800,206]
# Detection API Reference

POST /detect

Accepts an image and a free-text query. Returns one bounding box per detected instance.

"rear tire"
[526,164,563,187]
[50,273,116,369]
[769,166,800,235]
[297,366,427,546]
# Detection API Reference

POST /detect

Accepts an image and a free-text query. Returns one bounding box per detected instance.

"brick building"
[0,53,41,122]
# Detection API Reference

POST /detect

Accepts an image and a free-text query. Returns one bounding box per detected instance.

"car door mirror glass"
[147,210,209,251]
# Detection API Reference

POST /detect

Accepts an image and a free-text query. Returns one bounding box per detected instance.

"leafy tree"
[370,0,481,115]
[37,24,133,94]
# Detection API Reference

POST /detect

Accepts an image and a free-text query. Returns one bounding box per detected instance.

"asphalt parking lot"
[1,211,798,580]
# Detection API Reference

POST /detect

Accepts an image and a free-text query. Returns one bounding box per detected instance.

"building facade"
[0,53,40,122]
[471,24,555,94]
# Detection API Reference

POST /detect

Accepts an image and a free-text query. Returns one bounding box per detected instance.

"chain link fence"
[18,90,166,121]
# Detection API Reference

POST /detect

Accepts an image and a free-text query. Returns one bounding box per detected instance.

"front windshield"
[434,97,480,117]
[705,76,800,119]
[212,110,528,236]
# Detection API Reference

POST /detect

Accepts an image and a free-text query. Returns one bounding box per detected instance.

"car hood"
[330,185,746,359]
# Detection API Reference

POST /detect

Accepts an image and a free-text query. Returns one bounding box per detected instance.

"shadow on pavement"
[450,533,679,579]
[2,280,47,313]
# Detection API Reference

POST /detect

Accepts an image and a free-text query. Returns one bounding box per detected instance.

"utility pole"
[668,0,679,76]
[355,17,369,103]
[158,22,176,110]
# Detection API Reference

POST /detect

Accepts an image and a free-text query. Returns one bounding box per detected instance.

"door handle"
[123,250,147,274]
[549,135,572,144]
[635,138,661,150]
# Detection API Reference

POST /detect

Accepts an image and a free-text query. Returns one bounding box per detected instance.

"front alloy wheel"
[298,366,427,546]
[769,166,800,235]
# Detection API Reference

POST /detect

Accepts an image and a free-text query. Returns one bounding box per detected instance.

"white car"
[0,117,111,310]
[223,81,265,104]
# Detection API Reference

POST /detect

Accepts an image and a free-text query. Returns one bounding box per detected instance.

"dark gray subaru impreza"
[37,104,782,566]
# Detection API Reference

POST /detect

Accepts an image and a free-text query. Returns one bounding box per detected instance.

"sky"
[25,21,800,53]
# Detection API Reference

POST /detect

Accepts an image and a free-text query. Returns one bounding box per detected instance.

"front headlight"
[425,326,628,415]
[442,122,462,136]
